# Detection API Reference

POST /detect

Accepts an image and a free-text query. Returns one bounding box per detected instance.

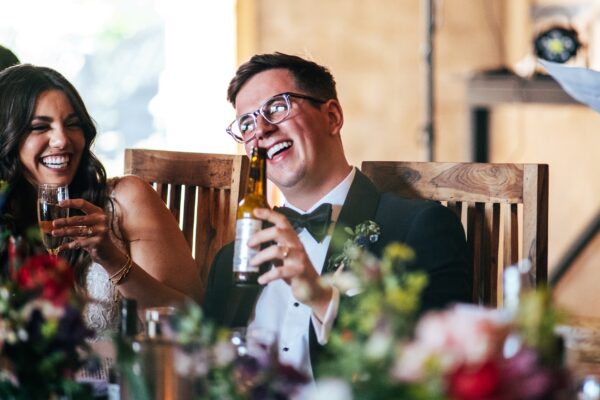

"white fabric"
[540,60,600,113]
[83,178,127,341]
[77,179,127,383]
[248,167,356,380]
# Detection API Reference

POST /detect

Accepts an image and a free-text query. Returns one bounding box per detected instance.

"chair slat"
[169,184,182,222]
[486,203,501,306]
[467,203,483,303]
[181,185,196,248]
[209,188,225,264]
[155,183,168,204]
[503,203,519,267]
[195,187,214,279]
[523,164,549,285]
[447,201,462,219]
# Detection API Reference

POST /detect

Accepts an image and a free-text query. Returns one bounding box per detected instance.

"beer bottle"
[110,298,139,400]
[233,146,269,285]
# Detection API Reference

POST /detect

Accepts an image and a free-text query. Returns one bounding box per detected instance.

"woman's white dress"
[78,180,127,382]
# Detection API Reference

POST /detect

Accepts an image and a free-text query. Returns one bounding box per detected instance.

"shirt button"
[293,302,299,307]
[283,347,289,352]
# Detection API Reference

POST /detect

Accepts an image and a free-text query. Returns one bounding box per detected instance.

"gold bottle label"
[233,218,262,272]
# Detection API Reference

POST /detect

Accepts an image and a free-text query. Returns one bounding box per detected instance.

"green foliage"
[516,288,567,366]
[317,241,428,398]
[116,302,308,400]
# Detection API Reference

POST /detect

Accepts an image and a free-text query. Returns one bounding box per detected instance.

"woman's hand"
[52,198,115,261]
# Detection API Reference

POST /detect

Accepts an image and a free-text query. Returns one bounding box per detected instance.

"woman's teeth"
[267,141,292,159]
[41,155,69,169]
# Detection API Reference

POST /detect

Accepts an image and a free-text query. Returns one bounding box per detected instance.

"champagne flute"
[37,184,69,255]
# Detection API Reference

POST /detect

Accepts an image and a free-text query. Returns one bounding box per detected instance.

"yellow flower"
[386,289,418,313]
[383,243,415,262]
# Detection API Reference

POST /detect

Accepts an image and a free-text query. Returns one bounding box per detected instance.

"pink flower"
[392,305,511,382]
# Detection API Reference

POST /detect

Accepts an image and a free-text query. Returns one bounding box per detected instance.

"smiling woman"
[0,65,202,351]
[19,90,86,186]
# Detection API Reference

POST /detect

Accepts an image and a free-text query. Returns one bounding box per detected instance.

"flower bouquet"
[312,240,573,400]
[0,181,96,399]
[315,242,429,399]
[392,292,570,400]
[0,254,96,399]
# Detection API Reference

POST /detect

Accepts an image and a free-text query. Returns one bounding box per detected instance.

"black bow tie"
[275,203,333,243]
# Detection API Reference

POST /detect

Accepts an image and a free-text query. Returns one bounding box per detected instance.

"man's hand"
[247,208,333,321]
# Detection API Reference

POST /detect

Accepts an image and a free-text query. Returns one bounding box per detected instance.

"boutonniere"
[326,220,380,273]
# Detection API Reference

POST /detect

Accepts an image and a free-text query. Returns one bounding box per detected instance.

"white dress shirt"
[247,167,356,380]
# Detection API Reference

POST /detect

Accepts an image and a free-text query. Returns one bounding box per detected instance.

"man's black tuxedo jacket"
[203,169,472,328]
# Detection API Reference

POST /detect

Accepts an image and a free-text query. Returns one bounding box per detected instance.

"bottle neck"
[119,298,138,338]
[247,149,267,197]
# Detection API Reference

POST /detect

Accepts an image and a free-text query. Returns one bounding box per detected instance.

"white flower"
[213,339,237,367]
[392,305,510,382]
[392,342,433,381]
[364,330,393,361]
[174,349,194,376]
[5,330,17,344]
[17,328,28,342]
[20,299,64,321]
[322,271,362,297]
[310,378,353,400]
[293,280,314,303]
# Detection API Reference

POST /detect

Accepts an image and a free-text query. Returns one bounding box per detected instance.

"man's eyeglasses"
[226,92,326,143]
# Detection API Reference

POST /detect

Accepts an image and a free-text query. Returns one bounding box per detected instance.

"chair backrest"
[124,149,249,287]
[361,161,548,306]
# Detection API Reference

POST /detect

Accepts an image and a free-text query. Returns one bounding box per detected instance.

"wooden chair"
[124,149,249,291]
[361,161,548,306]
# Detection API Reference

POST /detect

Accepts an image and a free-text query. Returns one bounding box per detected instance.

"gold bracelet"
[108,255,130,282]
[109,255,133,286]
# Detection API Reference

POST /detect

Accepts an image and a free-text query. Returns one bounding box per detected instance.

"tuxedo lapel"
[310,169,381,373]
[323,169,381,273]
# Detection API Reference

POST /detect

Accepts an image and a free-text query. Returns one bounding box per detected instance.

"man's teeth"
[267,142,292,159]
[41,155,70,169]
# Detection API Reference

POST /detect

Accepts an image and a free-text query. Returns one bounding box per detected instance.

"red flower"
[16,255,75,305]
[341,329,354,342]
[448,360,501,400]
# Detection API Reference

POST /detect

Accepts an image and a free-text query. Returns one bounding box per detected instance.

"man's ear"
[325,99,344,136]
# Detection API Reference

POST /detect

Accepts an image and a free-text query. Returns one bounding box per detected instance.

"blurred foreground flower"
[313,239,573,400]
[0,254,95,399]
[392,293,572,400]
[116,302,309,400]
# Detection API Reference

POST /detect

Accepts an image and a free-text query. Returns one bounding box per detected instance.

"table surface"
[467,71,580,106]
[557,316,600,380]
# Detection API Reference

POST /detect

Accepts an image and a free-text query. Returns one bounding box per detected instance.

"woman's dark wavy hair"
[0,64,108,286]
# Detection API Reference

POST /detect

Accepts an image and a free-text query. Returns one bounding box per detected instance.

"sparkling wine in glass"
[37,184,69,255]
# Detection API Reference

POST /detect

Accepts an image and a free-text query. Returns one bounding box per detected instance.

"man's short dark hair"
[227,52,337,106]
[0,45,19,71]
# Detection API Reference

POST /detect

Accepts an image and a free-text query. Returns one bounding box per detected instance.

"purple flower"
[55,305,95,348]
[354,235,369,247]
[233,354,309,399]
